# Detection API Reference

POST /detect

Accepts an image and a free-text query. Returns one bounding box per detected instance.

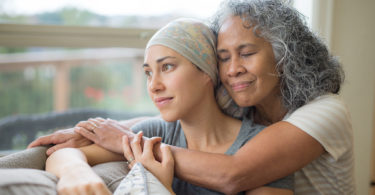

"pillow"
[113,163,172,195]
[0,168,57,195]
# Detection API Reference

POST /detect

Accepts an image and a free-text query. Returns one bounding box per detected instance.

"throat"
[181,115,242,154]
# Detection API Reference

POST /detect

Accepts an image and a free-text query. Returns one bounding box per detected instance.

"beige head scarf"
[146,18,218,87]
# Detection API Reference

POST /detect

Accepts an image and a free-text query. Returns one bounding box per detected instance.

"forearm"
[45,148,89,178]
[170,146,291,194]
[79,144,125,166]
[170,147,239,193]
[46,148,112,195]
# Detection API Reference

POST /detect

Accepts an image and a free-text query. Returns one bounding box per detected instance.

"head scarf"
[146,18,218,87]
[146,18,245,118]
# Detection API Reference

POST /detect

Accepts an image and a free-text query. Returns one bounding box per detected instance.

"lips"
[230,81,254,92]
[154,97,173,107]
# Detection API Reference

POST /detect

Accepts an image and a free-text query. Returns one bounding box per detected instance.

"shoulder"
[284,94,353,160]
[285,94,351,128]
[131,117,181,137]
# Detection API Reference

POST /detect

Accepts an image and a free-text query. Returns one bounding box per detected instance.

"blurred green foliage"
[0,5,158,119]
[0,59,156,119]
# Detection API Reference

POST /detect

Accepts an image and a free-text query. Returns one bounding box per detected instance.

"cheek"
[146,80,152,95]
[219,65,228,82]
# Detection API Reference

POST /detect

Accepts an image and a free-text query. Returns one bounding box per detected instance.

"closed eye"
[241,52,255,57]
[218,56,230,63]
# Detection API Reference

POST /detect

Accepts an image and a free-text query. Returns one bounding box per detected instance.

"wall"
[329,0,375,194]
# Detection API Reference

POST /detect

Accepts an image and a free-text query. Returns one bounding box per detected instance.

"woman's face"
[217,16,280,108]
[143,45,211,121]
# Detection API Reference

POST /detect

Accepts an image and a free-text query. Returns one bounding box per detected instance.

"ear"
[202,73,214,86]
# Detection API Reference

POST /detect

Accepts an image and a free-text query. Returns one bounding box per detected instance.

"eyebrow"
[238,43,257,50]
[143,56,176,67]
[157,56,176,63]
[217,43,257,54]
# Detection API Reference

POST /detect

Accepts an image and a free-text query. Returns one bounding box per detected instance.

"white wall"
[329,0,375,194]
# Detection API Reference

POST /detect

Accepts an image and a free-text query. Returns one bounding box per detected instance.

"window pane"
[0,47,156,117]
[0,0,221,28]
[0,47,157,151]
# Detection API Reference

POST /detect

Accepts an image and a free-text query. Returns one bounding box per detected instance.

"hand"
[57,165,111,195]
[27,127,93,156]
[122,132,175,193]
[75,118,135,154]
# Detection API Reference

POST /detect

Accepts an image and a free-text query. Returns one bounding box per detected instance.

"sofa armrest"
[0,146,49,170]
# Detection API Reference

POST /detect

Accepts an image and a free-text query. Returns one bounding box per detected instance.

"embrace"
[0,0,355,195]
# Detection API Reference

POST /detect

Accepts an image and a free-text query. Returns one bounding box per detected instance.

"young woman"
[45,18,293,195]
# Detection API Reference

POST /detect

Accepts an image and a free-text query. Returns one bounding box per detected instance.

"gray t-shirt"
[132,117,293,194]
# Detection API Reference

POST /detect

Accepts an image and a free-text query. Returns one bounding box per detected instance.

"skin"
[45,147,112,195]
[45,44,293,195]
[217,16,284,125]
[35,16,325,194]
[28,117,149,155]
[166,16,324,193]
[123,132,176,195]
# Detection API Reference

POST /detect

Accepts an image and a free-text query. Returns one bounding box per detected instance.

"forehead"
[144,45,190,65]
[217,16,264,48]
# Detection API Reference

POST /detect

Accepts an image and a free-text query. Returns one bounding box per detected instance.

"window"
[0,0,316,151]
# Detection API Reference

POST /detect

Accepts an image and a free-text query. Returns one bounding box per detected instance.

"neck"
[254,89,287,126]
[179,91,241,153]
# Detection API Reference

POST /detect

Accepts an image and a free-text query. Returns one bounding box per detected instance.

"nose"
[148,74,164,93]
[226,56,246,77]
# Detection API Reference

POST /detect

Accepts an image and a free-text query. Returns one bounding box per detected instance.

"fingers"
[28,133,60,148]
[161,144,174,167]
[76,120,99,131]
[27,136,47,148]
[94,117,106,122]
[122,136,135,168]
[95,183,112,195]
[58,182,110,195]
[75,127,97,142]
[130,131,143,158]
[46,142,74,156]
[87,118,101,128]
[143,137,162,158]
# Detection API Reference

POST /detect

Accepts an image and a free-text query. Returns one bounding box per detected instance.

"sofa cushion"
[0,146,48,170]
[92,161,130,192]
[0,168,58,195]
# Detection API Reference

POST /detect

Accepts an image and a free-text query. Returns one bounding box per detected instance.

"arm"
[245,187,293,195]
[79,144,125,166]
[28,116,150,155]
[45,148,111,195]
[164,121,323,194]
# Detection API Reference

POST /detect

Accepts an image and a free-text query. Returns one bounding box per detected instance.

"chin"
[232,95,255,107]
[160,112,179,122]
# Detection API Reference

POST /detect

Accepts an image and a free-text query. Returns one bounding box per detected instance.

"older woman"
[26,0,354,194]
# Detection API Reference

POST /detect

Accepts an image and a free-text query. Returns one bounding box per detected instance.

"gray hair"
[211,0,344,114]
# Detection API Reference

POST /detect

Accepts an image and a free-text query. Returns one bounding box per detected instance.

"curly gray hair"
[212,0,344,115]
